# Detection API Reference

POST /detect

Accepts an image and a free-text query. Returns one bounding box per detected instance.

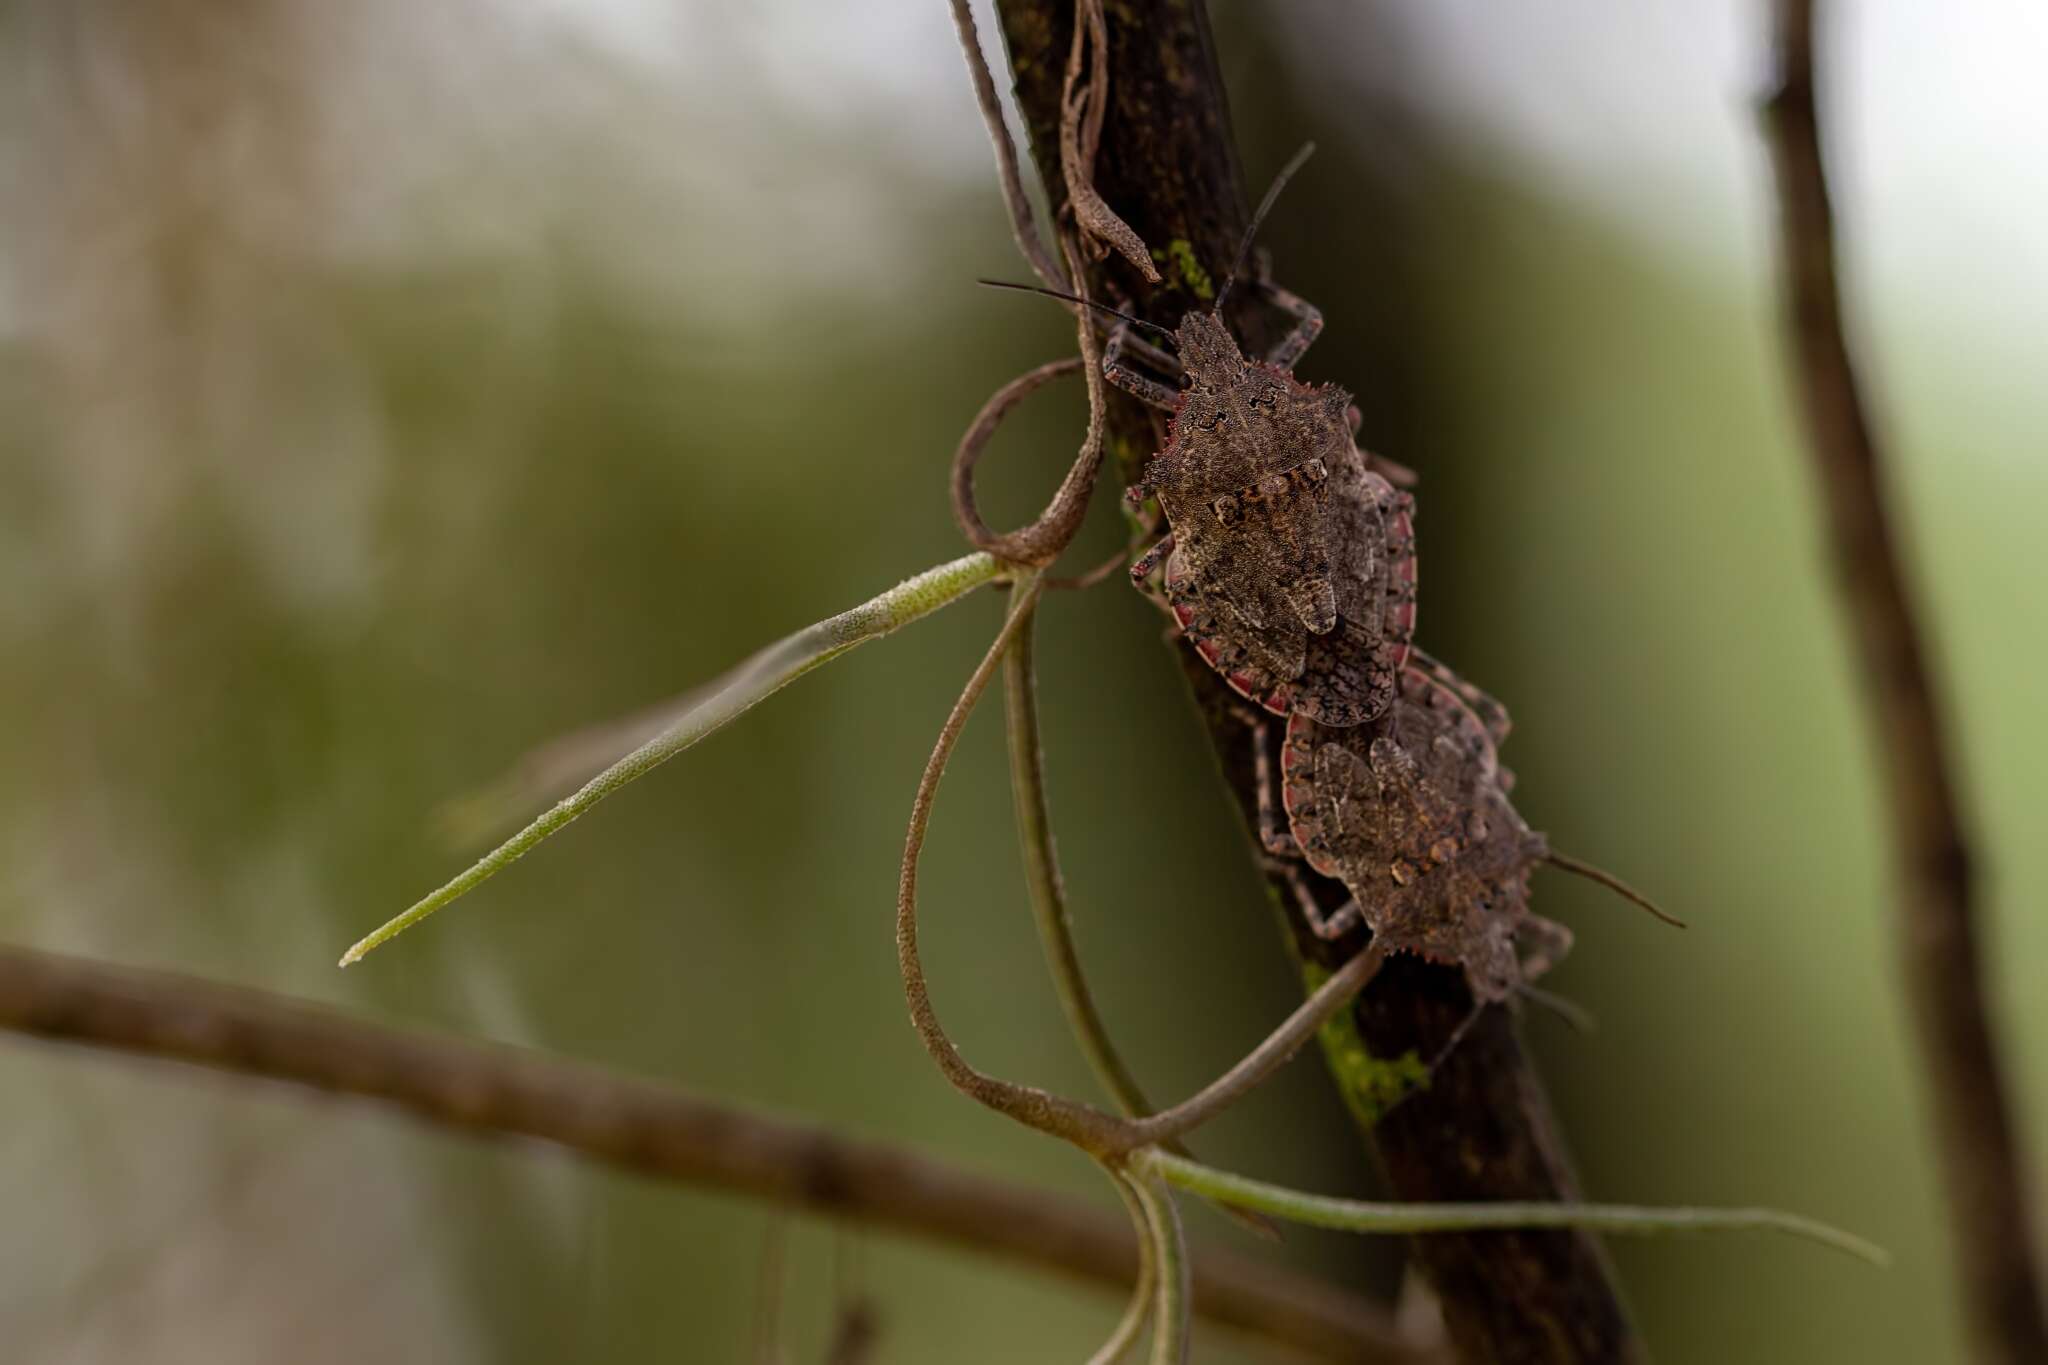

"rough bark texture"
[1764,4,2048,1362]
[993,3,1641,1359]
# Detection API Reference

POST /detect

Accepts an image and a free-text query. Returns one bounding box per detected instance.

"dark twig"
[949,0,1068,293]
[1762,5,2048,1361]
[1059,0,1160,282]
[0,944,1430,1363]
[995,3,1644,1357]
[950,241,1112,567]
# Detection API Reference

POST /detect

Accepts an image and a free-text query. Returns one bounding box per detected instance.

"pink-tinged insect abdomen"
[1164,553,1298,718]
[1279,713,1344,879]
[1384,494,1418,669]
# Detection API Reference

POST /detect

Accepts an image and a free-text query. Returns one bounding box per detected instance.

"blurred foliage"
[1,2,2042,1362]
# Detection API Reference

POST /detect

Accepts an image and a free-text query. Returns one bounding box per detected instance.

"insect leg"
[1344,403,1421,488]
[1260,856,1361,939]
[1514,915,1575,986]
[1424,999,1491,1074]
[1405,648,1513,750]
[1113,326,1181,383]
[1127,531,1175,591]
[1247,275,1324,370]
[1244,715,1300,856]
[1103,321,1181,409]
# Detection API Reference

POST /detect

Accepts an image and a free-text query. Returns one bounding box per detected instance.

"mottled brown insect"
[1114,286,1418,727]
[1251,655,1678,1012]
[976,146,1417,724]
[1260,664,1570,1003]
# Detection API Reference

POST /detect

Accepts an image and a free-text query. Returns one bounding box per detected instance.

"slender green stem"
[1136,1151,1889,1265]
[1086,1170,1156,1365]
[341,553,1006,966]
[1002,584,1159,1119]
[1131,1175,1190,1365]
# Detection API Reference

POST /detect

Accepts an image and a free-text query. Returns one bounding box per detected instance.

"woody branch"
[1762,4,2048,1362]
[989,2,1642,1359]
[0,943,1428,1364]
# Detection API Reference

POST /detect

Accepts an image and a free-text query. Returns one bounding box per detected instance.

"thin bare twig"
[951,240,1115,567]
[1132,1175,1191,1365]
[948,0,1068,292]
[1105,945,1386,1156]
[434,689,709,850]
[1762,5,2047,1361]
[342,553,1009,965]
[1002,582,1279,1238]
[1002,582,1164,1122]
[1088,1171,1158,1365]
[1048,548,1131,592]
[0,944,1431,1363]
[896,572,1130,1151]
[949,357,1083,560]
[1059,0,1159,282]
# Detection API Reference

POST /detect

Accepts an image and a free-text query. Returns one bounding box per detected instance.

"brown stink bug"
[1136,442,1415,727]
[1107,149,1418,726]
[1267,665,1567,1002]
[1251,657,1680,1006]
[982,146,1417,726]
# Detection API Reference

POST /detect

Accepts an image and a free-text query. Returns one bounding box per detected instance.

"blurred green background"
[2,2,2043,1361]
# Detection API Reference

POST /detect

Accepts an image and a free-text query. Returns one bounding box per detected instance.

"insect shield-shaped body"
[1278,666,1569,1002]
[1122,309,1418,727]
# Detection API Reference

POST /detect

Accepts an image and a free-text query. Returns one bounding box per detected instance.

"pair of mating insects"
[999,154,1675,1022]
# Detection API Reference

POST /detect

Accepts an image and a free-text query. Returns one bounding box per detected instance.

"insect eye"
[1211,493,1242,524]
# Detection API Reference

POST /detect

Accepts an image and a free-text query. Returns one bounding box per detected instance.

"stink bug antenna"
[1215,141,1316,313]
[1544,852,1687,928]
[976,279,1177,343]
[1517,985,1597,1035]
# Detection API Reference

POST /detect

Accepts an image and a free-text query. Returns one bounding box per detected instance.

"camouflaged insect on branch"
[1117,300,1417,727]
[1279,666,1569,1003]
